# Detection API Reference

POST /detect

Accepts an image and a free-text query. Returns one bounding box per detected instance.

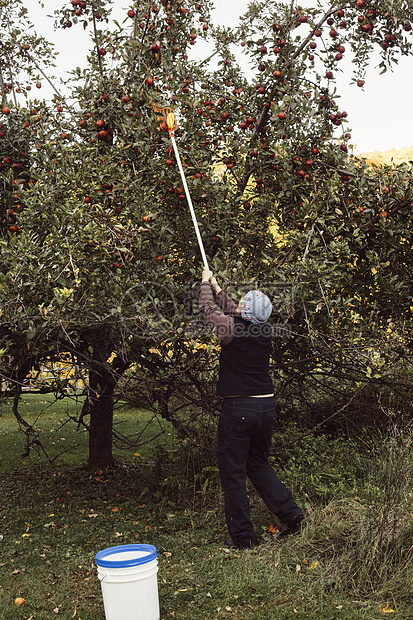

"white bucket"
[96,544,160,620]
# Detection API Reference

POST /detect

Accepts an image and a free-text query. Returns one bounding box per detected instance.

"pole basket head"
[153,103,178,135]
[166,112,176,131]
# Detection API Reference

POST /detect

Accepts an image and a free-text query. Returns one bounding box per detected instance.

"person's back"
[217,316,273,397]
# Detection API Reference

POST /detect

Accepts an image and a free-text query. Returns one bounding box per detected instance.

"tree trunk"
[87,367,116,468]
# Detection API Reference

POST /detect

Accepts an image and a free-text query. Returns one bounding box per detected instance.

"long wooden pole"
[166,112,209,271]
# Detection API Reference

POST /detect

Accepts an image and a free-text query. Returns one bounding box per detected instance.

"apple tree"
[1,0,413,466]
[0,0,66,453]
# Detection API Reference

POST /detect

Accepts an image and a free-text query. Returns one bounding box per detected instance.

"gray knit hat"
[241,290,272,324]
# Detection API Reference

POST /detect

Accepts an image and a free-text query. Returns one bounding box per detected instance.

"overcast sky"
[23,0,413,154]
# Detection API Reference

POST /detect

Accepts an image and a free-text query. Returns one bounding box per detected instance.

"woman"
[199,267,303,549]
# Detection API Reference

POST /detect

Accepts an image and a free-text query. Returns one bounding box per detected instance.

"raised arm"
[198,269,235,345]
[208,273,239,316]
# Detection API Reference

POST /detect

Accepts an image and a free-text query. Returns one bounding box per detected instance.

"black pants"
[217,397,303,548]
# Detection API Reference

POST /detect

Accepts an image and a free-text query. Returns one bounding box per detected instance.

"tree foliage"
[1,0,413,466]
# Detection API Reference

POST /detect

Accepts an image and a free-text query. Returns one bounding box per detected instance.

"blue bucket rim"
[96,544,157,568]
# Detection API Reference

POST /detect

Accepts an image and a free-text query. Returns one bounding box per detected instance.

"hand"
[202,267,213,283]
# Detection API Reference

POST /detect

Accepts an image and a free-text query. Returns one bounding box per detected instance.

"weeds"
[343,424,413,598]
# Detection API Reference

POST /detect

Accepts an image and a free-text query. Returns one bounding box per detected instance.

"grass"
[0,393,177,473]
[1,394,413,619]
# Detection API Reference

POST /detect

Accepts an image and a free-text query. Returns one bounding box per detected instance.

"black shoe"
[224,536,259,549]
[278,513,304,538]
[224,536,239,549]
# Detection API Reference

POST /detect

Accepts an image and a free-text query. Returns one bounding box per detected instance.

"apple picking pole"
[165,112,210,272]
